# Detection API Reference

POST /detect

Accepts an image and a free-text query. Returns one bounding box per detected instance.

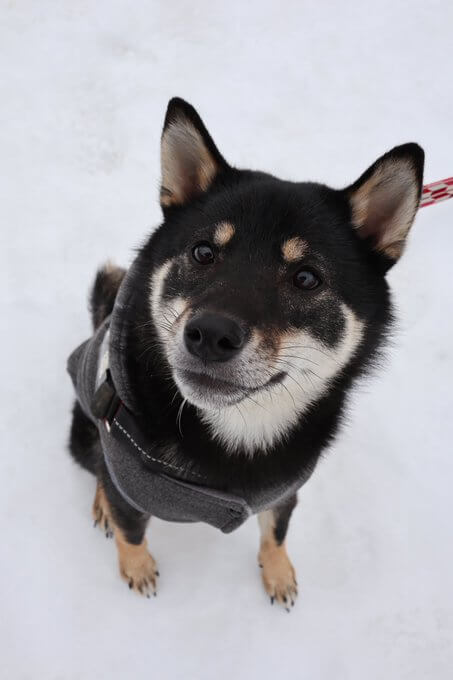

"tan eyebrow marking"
[213,221,235,247]
[281,237,308,262]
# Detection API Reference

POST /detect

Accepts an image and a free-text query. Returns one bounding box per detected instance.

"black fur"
[274,495,298,545]
[90,265,126,330]
[69,401,98,475]
[69,98,424,575]
[124,187,396,493]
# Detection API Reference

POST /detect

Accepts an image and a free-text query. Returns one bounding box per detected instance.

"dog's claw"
[270,596,274,605]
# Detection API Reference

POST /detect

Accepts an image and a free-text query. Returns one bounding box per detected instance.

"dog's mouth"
[174,367,285,406]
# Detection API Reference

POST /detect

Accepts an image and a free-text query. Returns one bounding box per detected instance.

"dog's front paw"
[259,543,298,611]
[118,543,159,598]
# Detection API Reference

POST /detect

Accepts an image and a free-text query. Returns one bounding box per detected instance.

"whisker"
[234,402,247,428]
[280,344,341,365]
[301,369,315,389]
[176,398,187,438]
[303,367,323,383]
[134,318,155,331]
[276,358,324,383]
[278,353,320,366]
[273,360,308,394]
[280,381,298,408]
[170,388,181,406]
[244,393,270,413]
[283,371,307,395]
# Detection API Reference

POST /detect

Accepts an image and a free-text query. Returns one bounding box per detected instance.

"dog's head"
[146,98,424,452]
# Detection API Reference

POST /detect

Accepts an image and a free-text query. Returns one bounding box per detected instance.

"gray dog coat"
[67,260,312,533]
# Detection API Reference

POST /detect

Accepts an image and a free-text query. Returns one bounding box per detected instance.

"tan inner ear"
[350,160,419,260]
[160,119,219,207]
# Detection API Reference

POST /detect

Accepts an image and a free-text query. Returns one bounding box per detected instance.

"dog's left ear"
[346,143,424,265]
[160,98,229,209]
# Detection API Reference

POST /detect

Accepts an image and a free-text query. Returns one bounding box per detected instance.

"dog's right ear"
[346,143,424,266]
[160,98,229,209]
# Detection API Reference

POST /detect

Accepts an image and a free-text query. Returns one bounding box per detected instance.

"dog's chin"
[173,368,249,410]
[172,367,286,411]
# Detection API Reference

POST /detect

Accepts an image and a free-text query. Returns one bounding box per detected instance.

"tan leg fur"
[258,510,298,610]
[92,483,158,597]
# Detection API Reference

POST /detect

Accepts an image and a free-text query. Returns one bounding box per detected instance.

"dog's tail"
[90,261,126,330]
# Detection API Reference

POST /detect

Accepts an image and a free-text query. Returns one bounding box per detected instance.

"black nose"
[184,313,246,362]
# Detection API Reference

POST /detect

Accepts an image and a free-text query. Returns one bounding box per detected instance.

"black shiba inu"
[69,98,424,608]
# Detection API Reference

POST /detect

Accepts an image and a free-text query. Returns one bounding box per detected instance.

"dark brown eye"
[192,242,215,264]
[293,268,321,290]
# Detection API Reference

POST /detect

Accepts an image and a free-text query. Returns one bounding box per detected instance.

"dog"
[68,97,424,609]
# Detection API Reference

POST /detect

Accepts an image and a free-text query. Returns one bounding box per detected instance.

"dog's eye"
[192,242,215,264]
[293,268,321,290]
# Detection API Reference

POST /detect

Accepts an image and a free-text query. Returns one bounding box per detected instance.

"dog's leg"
[96,468,158,597]
[114,526,158,598]
[92,482,114,538]
[258,494,298,610]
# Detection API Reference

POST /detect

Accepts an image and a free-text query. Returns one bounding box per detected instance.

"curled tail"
[90,261,126,330]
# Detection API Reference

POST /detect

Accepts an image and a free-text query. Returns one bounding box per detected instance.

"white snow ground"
[1,2,453,678]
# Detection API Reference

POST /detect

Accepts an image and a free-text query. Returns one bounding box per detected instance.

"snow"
[1,1,452,678]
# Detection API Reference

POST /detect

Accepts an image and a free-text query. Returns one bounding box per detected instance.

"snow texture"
[1,2,452,678]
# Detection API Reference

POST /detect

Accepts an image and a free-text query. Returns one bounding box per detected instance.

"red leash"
[420,178,453,208]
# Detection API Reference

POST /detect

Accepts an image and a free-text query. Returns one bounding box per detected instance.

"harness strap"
[90,372,252,533]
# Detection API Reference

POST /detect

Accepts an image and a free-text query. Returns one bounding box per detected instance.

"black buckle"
[90,370,121,432]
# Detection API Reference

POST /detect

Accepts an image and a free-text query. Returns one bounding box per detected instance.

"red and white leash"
[420,177,453,208]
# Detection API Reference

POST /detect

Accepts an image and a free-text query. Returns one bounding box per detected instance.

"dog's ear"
[160,98,229,209]
[346,143,424,265]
